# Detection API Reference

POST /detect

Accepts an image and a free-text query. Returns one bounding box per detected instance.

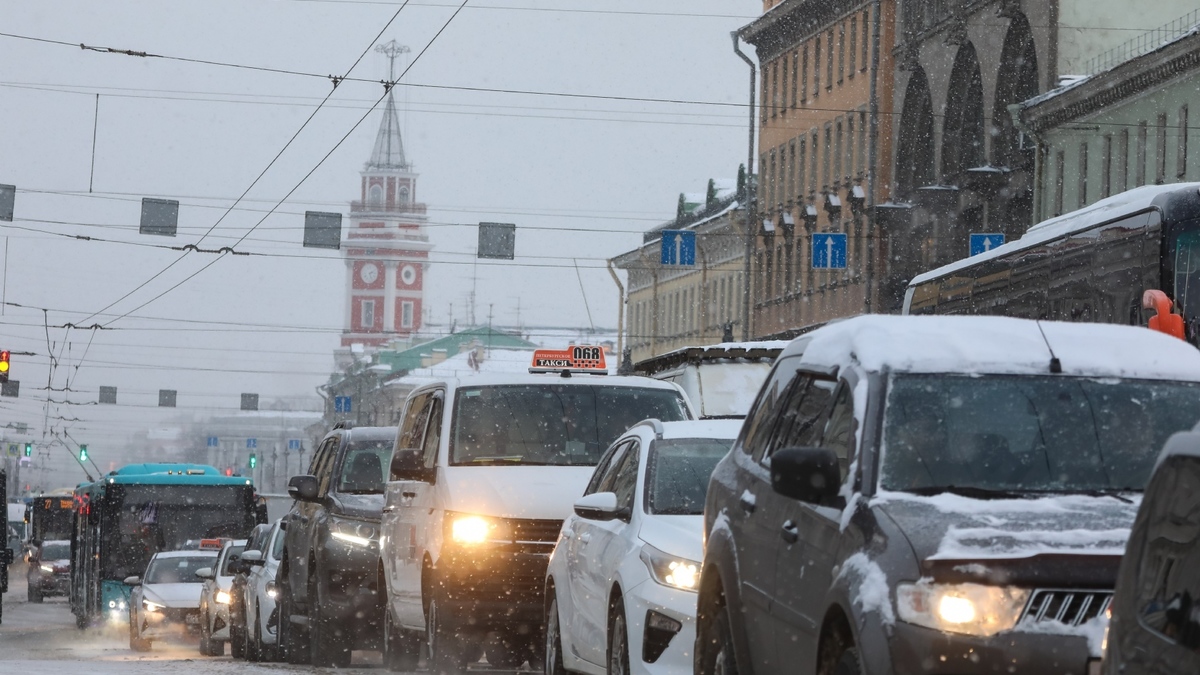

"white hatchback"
[239,520,285,661]
[197,539,246,656]
[545,419,740,675]
[127,550,219,651]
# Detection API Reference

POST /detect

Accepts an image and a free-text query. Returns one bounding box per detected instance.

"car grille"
[509,518,563,546]
[1020,589,1112,627]
[451,573,544,604]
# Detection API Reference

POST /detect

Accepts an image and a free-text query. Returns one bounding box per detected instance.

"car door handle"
[780,520,799,544]
[382,506,397,513]
[739,492,756,514]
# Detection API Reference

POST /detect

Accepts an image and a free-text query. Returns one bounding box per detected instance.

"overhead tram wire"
[70,0,417,327]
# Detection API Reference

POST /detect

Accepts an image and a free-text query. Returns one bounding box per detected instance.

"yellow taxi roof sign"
[529,346,608,375]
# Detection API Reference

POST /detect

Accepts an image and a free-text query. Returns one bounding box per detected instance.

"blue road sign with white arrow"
[660,230,696,266]
[207,436,219,448]
[335,396,352,413]
[811,233,847,269]
[969,233,1005,256]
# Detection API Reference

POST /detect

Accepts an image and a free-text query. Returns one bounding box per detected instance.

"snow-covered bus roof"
[908,183,1200,288]
[787,314,1200,381]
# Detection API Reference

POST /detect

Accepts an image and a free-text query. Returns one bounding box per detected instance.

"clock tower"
[341,68,431,347]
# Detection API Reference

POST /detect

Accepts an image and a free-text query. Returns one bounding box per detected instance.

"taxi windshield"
[881,374,1200,495]
[450,385,690,466]
[144,555,215,585]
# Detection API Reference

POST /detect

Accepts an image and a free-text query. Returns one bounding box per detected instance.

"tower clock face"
[359,263,380,284]
[400,264,417,286]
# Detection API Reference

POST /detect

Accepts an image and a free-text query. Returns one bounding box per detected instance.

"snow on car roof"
[414,371,686,391]
[659,419,742,440]
[153,550,218,559]
[790,315,1200,381]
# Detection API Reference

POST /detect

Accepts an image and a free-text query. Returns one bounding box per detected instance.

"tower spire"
[368,41,411,171]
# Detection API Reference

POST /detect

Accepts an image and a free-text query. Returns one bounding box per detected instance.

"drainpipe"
[732,31,757,341]
[865,0,882,313]
[1009,101,1044,225]
[606,260,625,360]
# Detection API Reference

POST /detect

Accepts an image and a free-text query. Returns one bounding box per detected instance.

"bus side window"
[1091,211,1154,326]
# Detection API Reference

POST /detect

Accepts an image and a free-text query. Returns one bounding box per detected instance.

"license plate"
[185,614,199,625]
[1087,660,1102,675]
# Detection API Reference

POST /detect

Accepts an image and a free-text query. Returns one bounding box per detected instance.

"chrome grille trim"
[1020,589,1112,627]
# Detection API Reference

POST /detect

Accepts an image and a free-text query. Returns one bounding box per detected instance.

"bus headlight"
[216,590,232,604]
[897,582,1029,637]
[640,544,700,592]
[448,513,510,545]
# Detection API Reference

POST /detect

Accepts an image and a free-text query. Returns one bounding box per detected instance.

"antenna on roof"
[1034,321,1063,374]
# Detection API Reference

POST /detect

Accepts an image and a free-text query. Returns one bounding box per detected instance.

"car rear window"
[645,438,732,515]
[450,384,690,466]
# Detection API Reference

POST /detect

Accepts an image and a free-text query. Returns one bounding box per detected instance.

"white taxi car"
[239,519,285,661]
[545,419,740,675]
[197,538,246,656]
[127,549,219,652]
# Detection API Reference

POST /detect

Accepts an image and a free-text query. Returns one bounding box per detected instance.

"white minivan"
[378,362,694,674]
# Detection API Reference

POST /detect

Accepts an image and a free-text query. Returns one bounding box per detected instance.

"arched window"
[992,13,1039,169]
[942,42,985,180]
[398,186,410,204]
[896,66,936,198]
[368,184,384,206]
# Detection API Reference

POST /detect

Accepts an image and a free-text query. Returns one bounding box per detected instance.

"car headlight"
[266,582,278,599]
[639,544,700,592]
[896,582,1030,637]
[143,599,163,612]
[40,564,53,573]
[447,513,511,546]
[215,590,232,604]
[330,518,379,548]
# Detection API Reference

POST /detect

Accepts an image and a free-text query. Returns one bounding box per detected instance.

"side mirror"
[195,567,215,580]
[389,447,434,483]
[573,492,621,521]
[241,550,265,566]
[770,447,842,505]
[123,575,141,586]
[287,475,320,502]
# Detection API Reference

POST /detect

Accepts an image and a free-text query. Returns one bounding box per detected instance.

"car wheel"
[199,610,212,655]
[279,575,311,665]
[310,576,352,668]
[383,605,420,672]
[818,632,861,675]
[231,622,245,659]
[697,596,739,675]
[607,601,631,675]
[129,614,151,652]
[427,595,464,675]
[545,593,568,675]
[245,605,262,662]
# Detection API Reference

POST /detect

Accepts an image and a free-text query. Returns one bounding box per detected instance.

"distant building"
[341,92,432,347]
[1014,11,1200,222]
[610,179,749,364]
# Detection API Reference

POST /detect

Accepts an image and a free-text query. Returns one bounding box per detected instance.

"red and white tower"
[341,55,431,347]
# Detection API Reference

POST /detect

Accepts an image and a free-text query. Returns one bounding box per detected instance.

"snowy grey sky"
[0,0,759,481]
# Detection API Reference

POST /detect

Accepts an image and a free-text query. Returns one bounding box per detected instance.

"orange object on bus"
[1143,289,1186,340]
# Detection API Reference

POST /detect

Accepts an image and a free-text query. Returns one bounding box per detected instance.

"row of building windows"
[1050,106,1190,216]
[629,273,744,347]
[762,8,871,124]
[761,108,869,211]
[756,223,868,303]
[360,299,415,329]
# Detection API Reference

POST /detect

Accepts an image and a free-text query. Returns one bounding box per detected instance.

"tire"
[75,609,89,630]
[697,597,738,675]
[383,606,420,672]
[833,648,862,675]
[607,602,631,675]
[426,595,464,675]
[310,576,352,668]
[280,577,311,665]
[544,594,568,675]
[129,615,152,652]
[230,622,245,659]
[486,635,529,669]
[245,606,262,662]
[30,583,43,604]
[199,611,213,656]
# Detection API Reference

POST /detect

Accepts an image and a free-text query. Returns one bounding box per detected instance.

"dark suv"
[278,424,395,667]
[694,315,1200,675]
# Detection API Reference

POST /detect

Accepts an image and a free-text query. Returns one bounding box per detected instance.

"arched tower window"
[896,66,936,198]
[398,186,410,204]
[368,184,384,206]
[992,13,1039,169]
[941,42,985,180]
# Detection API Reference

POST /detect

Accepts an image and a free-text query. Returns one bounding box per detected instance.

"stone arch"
[896,66,936,198]
[992,13,1039,168]
[941,42,985,179]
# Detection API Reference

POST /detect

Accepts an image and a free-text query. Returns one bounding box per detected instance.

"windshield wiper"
[903,486,1031,500]
[1031,488,1137,504]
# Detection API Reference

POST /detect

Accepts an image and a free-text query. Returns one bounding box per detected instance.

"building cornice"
[740,0,871,59]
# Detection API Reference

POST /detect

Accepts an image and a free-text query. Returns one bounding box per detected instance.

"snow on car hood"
[874,491,1140,563]
[441,465,595,520]
[637,514,703,563]
[142,582,203,608]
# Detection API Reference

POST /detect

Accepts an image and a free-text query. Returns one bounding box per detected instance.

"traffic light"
[23,442,31,457]
[248,453,257,469]
[0,350,10,383]
[78,445,88,462]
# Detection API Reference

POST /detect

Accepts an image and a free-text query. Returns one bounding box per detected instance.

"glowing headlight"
[640,544,700,592]
[143,600,163,612]
[448,513,510,546]
[266,582,278,599]
[897,582,1030,637]
[331,518,379,547]
[119,601,127,610]
[215,590,232,604]
[108,600,117,609]
[40,564,54,573]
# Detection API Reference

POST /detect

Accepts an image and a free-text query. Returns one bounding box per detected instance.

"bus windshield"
[32,499,74,542]
[102,484,254,581]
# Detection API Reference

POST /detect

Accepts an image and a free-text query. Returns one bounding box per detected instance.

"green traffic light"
[79,444,88,462]
[23,443,31,457]
[249,453,257,469]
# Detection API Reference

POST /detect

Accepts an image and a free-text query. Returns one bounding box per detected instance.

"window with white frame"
[401,301,414,328]
[362,299,376,329]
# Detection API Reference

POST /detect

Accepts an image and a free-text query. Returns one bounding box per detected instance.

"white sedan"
[545,419,740,675]
[239,520,284,661]
[127,549,220,652]
[197,539,246,656]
